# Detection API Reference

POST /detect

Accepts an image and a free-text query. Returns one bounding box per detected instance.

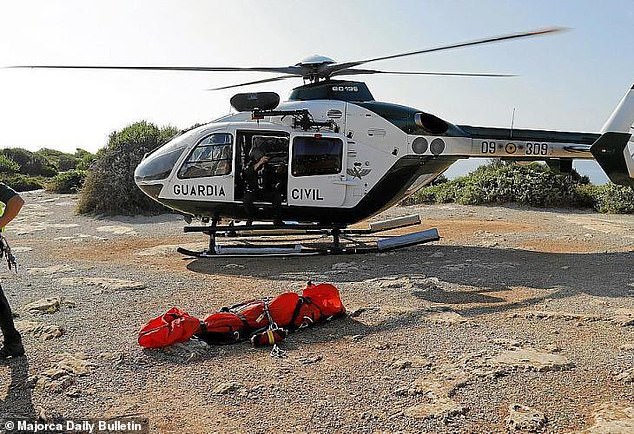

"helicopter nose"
[136,182,163,200]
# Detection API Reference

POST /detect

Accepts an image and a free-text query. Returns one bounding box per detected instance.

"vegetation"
[0,174,46,191]
[46,170,87,194]
[405,162,633,214]
[77,121,178,215]
[0,146,96,192]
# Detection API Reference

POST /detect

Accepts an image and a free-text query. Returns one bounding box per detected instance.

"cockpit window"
[178,133,233,179]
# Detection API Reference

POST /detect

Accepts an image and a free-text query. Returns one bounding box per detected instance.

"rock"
[96,225,138,236]
[27,264,75,275]
[505,403,547,432]
[56,352,97,376]
[349,307,379,317]
[331,262,359,271]
[423,311,468,325]
[391,359,412,369]
[404,398,467,421]
[492,339,522,349]
[613,368,633,384]
[13,224,47,235]
[580,401,633,433]
[543,344,561,353]
[163,339,209,361]
[24,297,75,314]
[510,311,603,323]
[35,353,97,393]
[65,387,82,398]
[430,252,445,258]
[15,320,64,340]
[225,263,245,269]
[611,309,634,327]
[50,223,80,229]
[212,382,242,395]
[298,355,323,365]
[57,277,146,293]
[488,348,573,373]
[12,246,33,253]
[619,344,634,351]
[391,356,431,369]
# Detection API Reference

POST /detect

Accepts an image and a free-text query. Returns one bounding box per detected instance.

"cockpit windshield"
[134,129,199,182]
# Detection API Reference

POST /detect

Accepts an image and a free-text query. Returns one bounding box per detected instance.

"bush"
[0,154,20,174]
[74,148,96,170]
[407,162,633,213]
[77,121,178,215]
[2,148,58,177]
[577,183,634,213]
[0,174,45,192]
[46,170,87,194]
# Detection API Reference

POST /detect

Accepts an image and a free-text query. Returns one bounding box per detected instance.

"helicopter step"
[176,215,439,258]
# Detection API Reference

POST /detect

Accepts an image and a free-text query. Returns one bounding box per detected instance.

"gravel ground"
[0,190,632,433]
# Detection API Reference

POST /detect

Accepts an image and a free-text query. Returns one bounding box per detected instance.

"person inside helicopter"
[243,143,284,225]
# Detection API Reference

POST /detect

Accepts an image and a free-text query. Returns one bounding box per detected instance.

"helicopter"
[13,28,634,257]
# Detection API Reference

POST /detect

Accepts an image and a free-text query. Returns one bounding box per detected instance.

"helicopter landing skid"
[176,215,440,258]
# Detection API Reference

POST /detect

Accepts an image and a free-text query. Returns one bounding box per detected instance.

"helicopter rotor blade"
[332,68,516,78]
[325,27,566,76]
[8,65,304,75]
[207,74,298,91]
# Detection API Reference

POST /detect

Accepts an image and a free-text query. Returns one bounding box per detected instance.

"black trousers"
[0,284,21,345]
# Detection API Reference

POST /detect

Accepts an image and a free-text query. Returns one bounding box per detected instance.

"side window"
[178,133,233,179]
[292,136,343,177]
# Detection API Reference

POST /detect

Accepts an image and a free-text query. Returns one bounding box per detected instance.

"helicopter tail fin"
[591,84,634,187]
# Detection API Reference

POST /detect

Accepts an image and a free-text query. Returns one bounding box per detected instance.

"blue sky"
[1,0,632,182]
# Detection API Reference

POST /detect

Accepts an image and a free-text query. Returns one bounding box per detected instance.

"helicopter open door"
[287,133,347,208]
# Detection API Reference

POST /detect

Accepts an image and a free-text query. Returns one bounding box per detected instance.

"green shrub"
[0,154,20,174]
[578,183,634,214]
[77,121,178,215]
[406,162,633,213]
[74,148,96,170]
[46,170,87,194]
[2,148,58,177]
[0,174,45,192]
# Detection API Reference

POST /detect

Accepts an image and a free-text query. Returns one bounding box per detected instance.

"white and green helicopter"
[14,28,634,256]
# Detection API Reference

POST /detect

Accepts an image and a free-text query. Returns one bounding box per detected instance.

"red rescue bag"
[138,307,201,348]
[198,312,247,344]
[268,292,301,327]
[290,297,322,329]
[232,300,267,329]
[303,283,346,317]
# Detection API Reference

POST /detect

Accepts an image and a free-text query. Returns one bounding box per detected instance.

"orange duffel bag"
[138,307,201,348]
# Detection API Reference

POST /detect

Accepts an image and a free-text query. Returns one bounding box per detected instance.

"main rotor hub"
[295,55,336,67]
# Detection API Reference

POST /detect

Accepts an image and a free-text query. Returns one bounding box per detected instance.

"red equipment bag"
[138,283,346,348]
[268,292,301,327]
[229,300,267,329]
[303,283,346,318]
[197,312,247,344]
[138,307,201,348]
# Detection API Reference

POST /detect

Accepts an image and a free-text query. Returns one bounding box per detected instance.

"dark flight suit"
[0,183,23,357]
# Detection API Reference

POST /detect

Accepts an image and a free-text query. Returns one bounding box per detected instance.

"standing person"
[0,183,25,358]
[242,146,269,224]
